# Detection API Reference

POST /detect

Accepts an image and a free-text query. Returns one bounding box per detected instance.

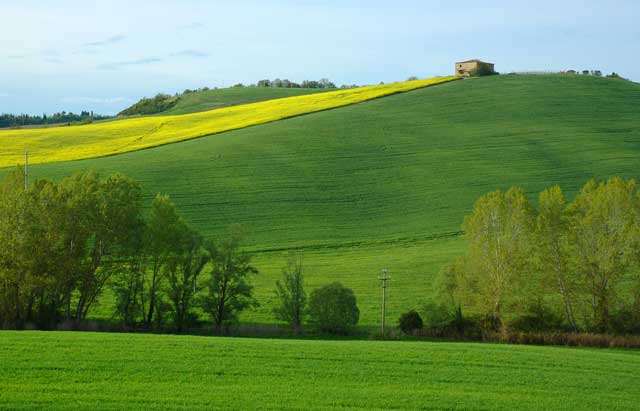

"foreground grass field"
[21,75,640,325]
[0,331,638,410]
[0,76,457,167]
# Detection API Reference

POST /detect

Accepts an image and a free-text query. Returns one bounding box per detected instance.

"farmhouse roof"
[455,59,491,64]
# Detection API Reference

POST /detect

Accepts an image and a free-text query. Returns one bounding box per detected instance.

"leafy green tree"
[60,171,144,322]
[0,168,31,329]
[144,194,186,327]
[273,252,306,332]
[534,185,578,330]
[165,227,209,332]
[202,227,258,334]
[398,310,423,335]
[568,178,639,331]
[460,187,533,327]
[308,282,359,334]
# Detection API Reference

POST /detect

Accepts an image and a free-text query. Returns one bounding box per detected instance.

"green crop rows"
[10,75,640,325]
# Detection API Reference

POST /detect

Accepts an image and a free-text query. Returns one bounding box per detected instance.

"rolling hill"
[1,331,639,410]
[4,74,640,325]
[160,86,334,115]
[0,76,456,167]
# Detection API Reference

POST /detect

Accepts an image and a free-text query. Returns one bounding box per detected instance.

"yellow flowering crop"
[0,76,458,167]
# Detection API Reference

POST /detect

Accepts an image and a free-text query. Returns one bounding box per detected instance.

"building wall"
[454,61,494,77]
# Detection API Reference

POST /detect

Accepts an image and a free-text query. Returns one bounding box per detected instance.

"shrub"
[398,310,423,335]
[118,93,179,116]
[509,302,566,333]
[308,282,359,334]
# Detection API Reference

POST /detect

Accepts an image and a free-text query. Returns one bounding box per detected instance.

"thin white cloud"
[177,22,204,30]
[0,92,10,98]
[170,49,209,58]
[60,96,135,105]
[97,57,163,70]
[83,34,127,48]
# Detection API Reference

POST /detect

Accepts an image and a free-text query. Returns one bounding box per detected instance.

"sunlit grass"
[0,77,458,167]
[1,331,639,410]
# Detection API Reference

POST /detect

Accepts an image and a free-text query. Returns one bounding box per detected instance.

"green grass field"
[0,331,638,410]
[9,74,640,326]
[161,87,331,115]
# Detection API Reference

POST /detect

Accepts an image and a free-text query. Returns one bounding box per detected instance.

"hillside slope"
[16,75,640,324]
[0,76,456,167]
[162,87,333,115]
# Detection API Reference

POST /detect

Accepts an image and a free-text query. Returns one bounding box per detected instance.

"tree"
[534,185,578,330]
[165,227,209,332]
[202,227,258,334]
[460,187,533,328]
[398,310,423,335]
[308,282,359,334]
[0,168,31,329]
[143,194,186,327]
[273,252,306,332]
[63,172,144,322]
[568,178,638,332]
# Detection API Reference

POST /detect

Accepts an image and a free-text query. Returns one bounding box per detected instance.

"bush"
[398,310,423,335]
[423,303,479,338]
[118,93,179,116]
[308,282,359,334]
[509,302,566,333]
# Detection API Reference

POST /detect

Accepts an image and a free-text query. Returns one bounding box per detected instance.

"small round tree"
[308,282,359,334]
[399,310,423,335]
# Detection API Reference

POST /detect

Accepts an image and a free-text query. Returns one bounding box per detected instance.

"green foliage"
[118,93,179,116]
[273,252,306,331]
[0,169,144,328]
[11,75,640,325]
[308,282,359,334]
[461,187,534,326]
[449,177,640,334]
[201,227,258,333]
[0,111,110,128]
[164,227,209,332]
[398,309,423,335]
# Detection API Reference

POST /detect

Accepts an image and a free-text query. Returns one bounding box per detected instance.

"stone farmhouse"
[455,60,495,77]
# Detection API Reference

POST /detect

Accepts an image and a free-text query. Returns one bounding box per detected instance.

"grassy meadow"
[18,74,640,326]
[0,76,457,167]
[0,331,638,410]
[161,86,332,115]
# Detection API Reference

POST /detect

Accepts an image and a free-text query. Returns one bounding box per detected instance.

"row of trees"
[0,111,111,128]
[254,78,337,89]
[435,178,640,334]
[0,168,257,332]
[0,169,361,334]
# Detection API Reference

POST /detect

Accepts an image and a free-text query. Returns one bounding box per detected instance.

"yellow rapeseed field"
[0,76,458,167]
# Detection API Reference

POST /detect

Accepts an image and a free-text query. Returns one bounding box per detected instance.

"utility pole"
[25,151,29,191]
[379,268,390,334]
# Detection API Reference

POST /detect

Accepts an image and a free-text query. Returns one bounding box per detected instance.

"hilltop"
[0,77,455,167]
[5,74,640,325]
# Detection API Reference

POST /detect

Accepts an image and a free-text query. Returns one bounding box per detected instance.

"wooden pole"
[25,151,28,191]
[379,269,390,334]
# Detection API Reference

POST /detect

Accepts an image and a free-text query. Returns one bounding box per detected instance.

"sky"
[1,0,639,115]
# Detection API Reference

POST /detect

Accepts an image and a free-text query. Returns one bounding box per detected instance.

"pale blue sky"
[1,0,638,115]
